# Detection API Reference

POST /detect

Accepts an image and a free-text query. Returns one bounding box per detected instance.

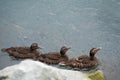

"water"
[0,0,120,80]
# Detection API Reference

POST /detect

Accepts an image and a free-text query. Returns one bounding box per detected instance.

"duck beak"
[95,47,102,51]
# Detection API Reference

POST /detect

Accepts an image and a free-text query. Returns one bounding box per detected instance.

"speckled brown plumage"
[60,48,101,68]
[37,46,70,64]
[1,43,41,59]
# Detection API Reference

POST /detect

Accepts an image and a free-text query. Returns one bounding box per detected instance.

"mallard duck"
[37,46,71,64]
[60,48,101,68]
[1,43,41,59]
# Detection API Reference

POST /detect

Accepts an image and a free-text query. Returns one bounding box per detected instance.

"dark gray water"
[0,0,120,80]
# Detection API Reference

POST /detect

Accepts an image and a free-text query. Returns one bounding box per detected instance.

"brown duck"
[60,48,101,68]
[37,46,71,64]
[1,43,41,59]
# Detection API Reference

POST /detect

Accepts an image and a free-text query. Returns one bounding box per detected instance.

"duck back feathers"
[1,43,40,59]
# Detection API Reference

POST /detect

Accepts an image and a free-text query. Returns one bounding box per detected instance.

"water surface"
[0,0,120,80]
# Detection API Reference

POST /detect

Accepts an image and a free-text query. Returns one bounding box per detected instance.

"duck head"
[30,43,41,51]
[60,46,71,56]
[89,48,101,60]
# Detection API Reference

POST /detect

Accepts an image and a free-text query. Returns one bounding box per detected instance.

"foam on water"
[0,59,91,80]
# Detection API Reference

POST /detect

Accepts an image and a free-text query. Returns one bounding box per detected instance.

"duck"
[60,48,101,68]
[1,43,41,59]
[37,46,71,64]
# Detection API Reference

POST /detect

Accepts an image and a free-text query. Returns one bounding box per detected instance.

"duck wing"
[78,55,89,60]
[14,47,31,54]
[40,52,61,60]
[2,46,30,53]
[75,55,90,64]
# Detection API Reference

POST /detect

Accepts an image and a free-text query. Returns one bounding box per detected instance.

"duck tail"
[1,48,7,52]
